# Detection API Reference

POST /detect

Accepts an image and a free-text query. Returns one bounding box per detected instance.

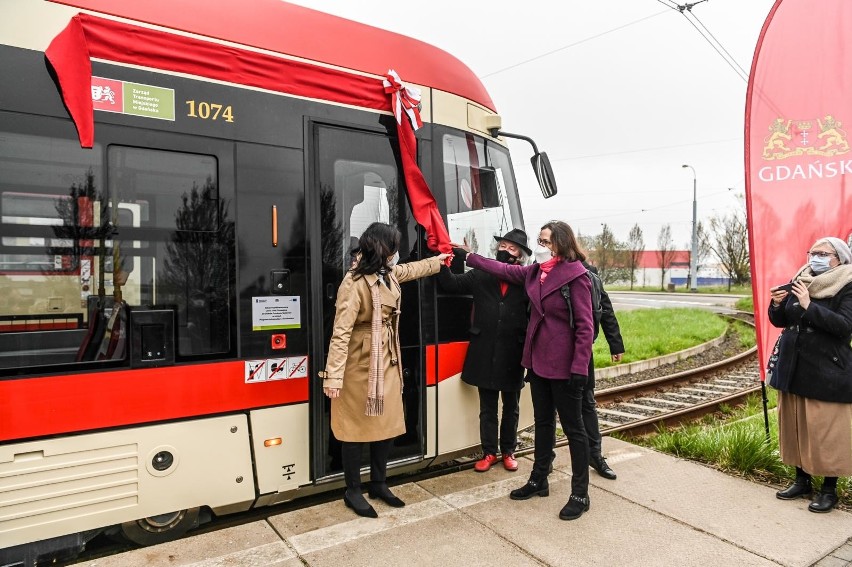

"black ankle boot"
[559,494,590,520]
[367,482,405,507]
[776,477,812,500]
[809,490,839,513]
[344,489,378,518]
[510,478,549,500]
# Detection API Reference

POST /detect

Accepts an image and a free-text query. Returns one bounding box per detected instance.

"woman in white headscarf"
[769,236,852,513]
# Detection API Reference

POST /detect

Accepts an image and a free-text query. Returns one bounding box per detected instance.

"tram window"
[0,128,232,372]
[331,159,397,267]
[0,130,105,368]
[441,132,523,259]
[108,146,231,358]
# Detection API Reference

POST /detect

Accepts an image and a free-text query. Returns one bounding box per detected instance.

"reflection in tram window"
[0,130,235,371]
[441,132,521,259]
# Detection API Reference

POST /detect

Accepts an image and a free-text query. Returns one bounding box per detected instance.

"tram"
[0,0,557,561]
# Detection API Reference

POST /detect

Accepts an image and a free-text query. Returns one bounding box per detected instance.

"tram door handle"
[326,283,335,300]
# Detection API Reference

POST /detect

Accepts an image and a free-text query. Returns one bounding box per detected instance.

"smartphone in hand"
[771,282,795,293]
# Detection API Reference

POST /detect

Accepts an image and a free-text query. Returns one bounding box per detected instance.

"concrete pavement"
[75,437,852,567]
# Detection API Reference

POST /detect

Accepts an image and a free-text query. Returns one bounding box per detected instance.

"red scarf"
[538,256,559,282]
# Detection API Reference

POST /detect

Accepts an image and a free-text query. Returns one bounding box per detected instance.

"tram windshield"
[440,131,523,258]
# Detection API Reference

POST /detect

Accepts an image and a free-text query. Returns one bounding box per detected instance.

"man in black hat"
[439,228,531,472]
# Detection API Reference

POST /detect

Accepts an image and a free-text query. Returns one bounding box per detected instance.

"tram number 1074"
[185,100,235,122]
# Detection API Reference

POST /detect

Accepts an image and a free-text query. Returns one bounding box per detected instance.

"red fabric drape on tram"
[746,0,852,379]
[44,14,451,254]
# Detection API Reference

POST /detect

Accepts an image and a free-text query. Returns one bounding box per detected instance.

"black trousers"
[582,358,603,457]
[529,369,589,497]
[478,387,520,456]
[341,439,394,491]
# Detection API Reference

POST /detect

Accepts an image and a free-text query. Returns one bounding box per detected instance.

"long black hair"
[351,222,401,279]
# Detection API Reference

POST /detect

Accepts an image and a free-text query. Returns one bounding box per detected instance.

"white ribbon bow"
[383,69,423,131]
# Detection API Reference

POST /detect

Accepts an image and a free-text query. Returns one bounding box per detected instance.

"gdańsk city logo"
[758,115,851,182]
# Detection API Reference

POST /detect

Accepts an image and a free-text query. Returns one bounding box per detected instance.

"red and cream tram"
[0,0,556,560]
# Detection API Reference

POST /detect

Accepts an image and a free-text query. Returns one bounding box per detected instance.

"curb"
[596,328,728,379]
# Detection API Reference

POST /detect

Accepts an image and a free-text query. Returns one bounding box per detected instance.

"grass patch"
[594,308,727,368]
[735,296,754,312]
[607,284,752,295]
[731,320,756,349]
[635,389,852,505]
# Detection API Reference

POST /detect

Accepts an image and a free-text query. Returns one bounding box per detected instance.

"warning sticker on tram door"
[267,358,287,381]
[286,356,308,379]
[245,360,267,383]
[245,356,309,383]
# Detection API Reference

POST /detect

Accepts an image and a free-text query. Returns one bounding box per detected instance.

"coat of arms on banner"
[762,115,850,160]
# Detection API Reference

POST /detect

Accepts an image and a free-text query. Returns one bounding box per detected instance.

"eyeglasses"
[537,238,552,246]
[807,251,837,258]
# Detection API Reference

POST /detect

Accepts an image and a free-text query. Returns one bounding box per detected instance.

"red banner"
[44,14,451,252]
[746,0,852,379]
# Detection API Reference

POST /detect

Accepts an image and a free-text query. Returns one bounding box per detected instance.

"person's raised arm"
[463,250,531,286]
[392,254,447,283]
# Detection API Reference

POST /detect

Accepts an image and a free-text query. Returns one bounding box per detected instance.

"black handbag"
[766,332,783,388]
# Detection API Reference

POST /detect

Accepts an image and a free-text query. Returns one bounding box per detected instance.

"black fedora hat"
[494,228,532,256]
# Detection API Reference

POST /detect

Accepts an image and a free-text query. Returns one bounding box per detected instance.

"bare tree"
[626,223,644,290]
[586,224,626,284]
[657,224,676,291]
[709,204,750,289]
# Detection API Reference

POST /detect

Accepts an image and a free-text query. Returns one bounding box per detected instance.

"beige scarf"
[365,274,403,416]
[793,263,852,299]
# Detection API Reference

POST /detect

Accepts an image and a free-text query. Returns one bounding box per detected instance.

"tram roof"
[48,0,496,111]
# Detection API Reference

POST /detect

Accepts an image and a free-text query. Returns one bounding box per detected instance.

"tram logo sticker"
[252,296,301,330]
[245,356,309,383]
[91,76,176,121]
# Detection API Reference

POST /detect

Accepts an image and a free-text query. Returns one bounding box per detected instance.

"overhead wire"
[480,9,670,79]
[654,0,681,10]
[548,136,741,162]
[688,11,750,78]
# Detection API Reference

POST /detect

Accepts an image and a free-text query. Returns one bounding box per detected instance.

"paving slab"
[463,471,776,567]
[68,436,852,567]
[74,521,291,567]
[298,508,543,567]
[596,437,852,567]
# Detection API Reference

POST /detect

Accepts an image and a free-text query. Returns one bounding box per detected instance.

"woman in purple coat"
[456,220,594,521]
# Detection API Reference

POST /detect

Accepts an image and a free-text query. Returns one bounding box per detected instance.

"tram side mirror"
[531,152,557,199]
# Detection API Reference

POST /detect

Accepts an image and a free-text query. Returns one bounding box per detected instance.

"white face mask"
[387,251,400,267]
[534,245,553,264]
[809,255,832,274]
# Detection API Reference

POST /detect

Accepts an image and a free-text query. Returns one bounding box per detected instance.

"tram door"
[311,123,425,481]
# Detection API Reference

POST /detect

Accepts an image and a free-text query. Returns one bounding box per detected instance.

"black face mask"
[495,250,518,264]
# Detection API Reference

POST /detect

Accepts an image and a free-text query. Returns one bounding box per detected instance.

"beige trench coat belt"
[352,316,400,365]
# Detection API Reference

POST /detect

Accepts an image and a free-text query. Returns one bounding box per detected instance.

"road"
[608,292,745,314]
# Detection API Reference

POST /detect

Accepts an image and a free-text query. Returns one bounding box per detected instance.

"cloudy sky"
[290,0,776,249]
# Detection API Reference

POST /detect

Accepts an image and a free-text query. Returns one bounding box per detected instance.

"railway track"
[518,312,760,449]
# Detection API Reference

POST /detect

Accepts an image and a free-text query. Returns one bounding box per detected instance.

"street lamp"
[681,164,698,292]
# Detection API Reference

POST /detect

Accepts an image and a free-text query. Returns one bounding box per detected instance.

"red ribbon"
[43,14,451,256]
[382,70,452,258]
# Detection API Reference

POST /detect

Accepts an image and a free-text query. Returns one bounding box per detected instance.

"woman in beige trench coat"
[320,222,450,518]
